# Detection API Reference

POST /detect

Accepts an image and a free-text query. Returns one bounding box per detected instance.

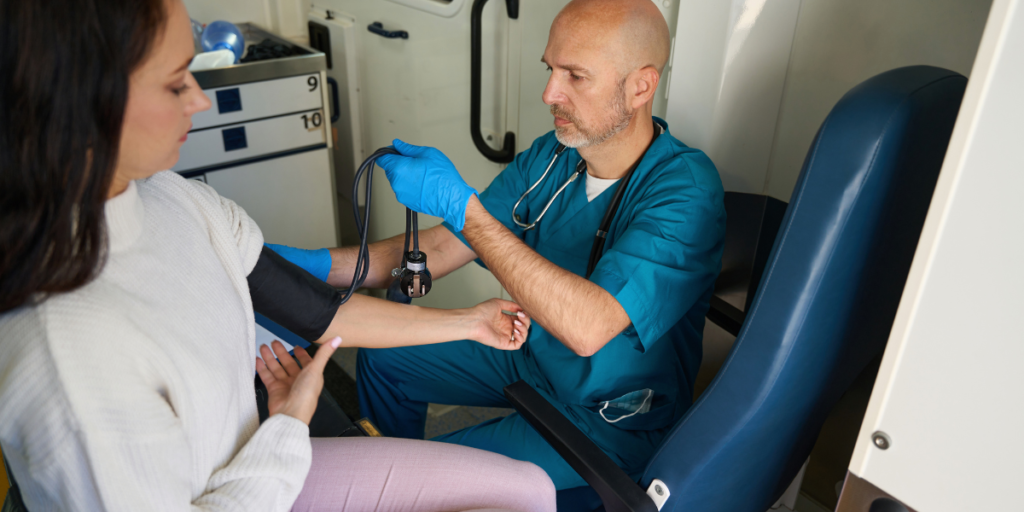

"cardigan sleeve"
[0,305,311,512]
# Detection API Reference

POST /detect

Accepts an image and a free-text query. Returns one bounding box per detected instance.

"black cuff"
[248,246,343,342]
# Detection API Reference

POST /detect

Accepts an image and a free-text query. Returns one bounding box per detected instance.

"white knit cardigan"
[0,171,310,511]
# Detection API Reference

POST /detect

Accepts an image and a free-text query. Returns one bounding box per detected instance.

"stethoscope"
[511,126,660,279]
[511,144,579,231]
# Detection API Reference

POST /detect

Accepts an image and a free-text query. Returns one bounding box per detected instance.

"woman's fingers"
[276,338,341,425]
[305,337,341,373]
[259,344,290,381]
[517,311,531,329]
[294,346,313,367]
[255,358,276,385]
[272,341,300,376]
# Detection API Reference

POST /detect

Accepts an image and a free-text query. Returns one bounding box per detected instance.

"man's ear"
[630,66,660,109]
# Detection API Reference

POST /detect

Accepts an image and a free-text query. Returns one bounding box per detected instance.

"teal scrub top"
[445,118,725,437]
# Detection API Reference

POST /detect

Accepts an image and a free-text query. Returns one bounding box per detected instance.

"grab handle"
[470,0,519,163]
[367,21,408,39]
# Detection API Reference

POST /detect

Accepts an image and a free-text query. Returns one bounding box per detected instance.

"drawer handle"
[368,22,408,39]
[327,77,341,124]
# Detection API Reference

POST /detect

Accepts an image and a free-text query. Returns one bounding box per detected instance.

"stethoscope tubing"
[511,123,659,277]
[511,145,574,231]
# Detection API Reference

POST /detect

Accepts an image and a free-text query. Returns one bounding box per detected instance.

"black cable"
[585,166,636,279]
[404,207,412,254]
[585,124,660,279]
[341,146,403,305]
[412,211,420,258]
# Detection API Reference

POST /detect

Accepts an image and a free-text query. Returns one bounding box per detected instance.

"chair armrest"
[707,295,745,336]
[503,380,658,512]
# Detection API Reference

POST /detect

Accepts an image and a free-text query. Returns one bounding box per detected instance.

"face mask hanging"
[598,388,654,423]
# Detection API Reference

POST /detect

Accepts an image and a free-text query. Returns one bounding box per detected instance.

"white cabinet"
[190,73,325,130]
[174,44,339,250]
[204,148,338,250]
[174,110,328,171]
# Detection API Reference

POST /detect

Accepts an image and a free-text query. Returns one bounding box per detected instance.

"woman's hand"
[255,338,341,425]
[468,299,531,351]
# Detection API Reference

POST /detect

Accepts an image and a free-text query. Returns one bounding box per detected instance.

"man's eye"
[570,74,582,81]
[545,65,553,72]
[172,84,190,96]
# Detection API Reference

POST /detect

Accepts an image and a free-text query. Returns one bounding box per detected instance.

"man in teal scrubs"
[276,0,725,489]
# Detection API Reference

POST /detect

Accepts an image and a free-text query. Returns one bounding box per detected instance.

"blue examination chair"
[504,65,968,512]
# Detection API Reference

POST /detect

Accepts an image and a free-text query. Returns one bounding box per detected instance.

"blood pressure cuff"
[247,245,343,342]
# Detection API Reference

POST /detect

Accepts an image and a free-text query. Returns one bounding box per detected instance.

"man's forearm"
[324,232,405,288]
[317,293,477,348]
[461,196,629,356]
[325,225,475,288]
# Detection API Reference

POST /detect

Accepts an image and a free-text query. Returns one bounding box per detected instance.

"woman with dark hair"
[0,0,555,510]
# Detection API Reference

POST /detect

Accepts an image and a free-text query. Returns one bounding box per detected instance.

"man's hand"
[376,139,478,231]
[255,338,341,425]
[467,298,531,351]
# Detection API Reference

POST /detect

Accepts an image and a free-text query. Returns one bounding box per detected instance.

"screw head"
[872,431,891,450]
[655,485,664,496]
[391,268,402,277]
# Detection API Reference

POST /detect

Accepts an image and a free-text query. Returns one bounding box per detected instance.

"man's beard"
[552,79,634,148]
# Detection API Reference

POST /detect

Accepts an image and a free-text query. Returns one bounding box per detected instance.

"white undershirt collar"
[585,123,664,202]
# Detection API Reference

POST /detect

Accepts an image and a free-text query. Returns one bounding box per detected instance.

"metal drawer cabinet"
[190,73,325,130]
[174,110,327,174]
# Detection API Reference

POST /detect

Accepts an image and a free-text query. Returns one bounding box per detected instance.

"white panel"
[205,148,339,249]
[764,0,992,201]
[183,0,271,27]
[184,0,313,44]
[650,0,681,119]
[848,1,1024,510]
[665,0,803,194]
[273,0,310,41]
[191,74,324,129]
[309,10,366,204]
[385,0,466,18]
[173,110,327,172]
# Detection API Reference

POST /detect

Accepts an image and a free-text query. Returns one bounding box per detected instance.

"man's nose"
[542,74,564,106]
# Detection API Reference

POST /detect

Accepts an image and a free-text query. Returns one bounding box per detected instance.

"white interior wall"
[668,0,803,195]
[667,0,992,202]
[764,0,992,201]
[183,0,310,43]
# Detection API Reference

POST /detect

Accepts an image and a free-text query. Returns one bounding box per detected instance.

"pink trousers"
[291,437,557,512]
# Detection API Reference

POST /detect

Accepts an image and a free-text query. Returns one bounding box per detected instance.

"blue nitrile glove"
[264,243,332,282]
[375,139,478,231]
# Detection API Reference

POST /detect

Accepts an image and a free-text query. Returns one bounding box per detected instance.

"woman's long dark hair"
[0,0,167,313]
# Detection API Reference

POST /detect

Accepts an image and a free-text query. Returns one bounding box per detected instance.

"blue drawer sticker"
[222,127,247,152]
[216,88,242,114]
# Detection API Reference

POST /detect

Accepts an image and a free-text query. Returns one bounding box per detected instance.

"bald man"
[277,0,725,489]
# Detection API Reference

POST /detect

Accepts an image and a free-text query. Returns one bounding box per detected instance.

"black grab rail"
[470,0,519,163]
